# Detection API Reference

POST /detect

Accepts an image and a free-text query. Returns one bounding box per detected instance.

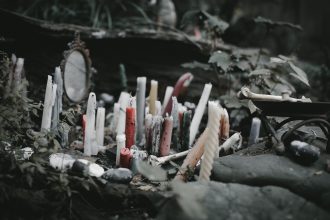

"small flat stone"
[289,140,320,164]
[102,168,133,184]
[49,153,75,170]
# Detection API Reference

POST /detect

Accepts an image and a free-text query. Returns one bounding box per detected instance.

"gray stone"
[102,168,133,184]
[212,154,330,210]
[157,181,330,220]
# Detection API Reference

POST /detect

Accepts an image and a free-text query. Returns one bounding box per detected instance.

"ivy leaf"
[208,51,231,71]
[288,61,310,87]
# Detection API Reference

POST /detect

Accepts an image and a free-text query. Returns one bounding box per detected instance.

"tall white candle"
[248,117,261,146]
[199,101,220,182]
[41,75,54,131]
[51,67,63,133]
[116,92,130,135]
[189,83,212,146]
[96,107,105,146]
[161,86,174,114]
[149,80,158,116]
[116,134,126,166]
[84,93,97,156]
[54,67,63,112]
[136,77,146,146]
[12,58,24,93]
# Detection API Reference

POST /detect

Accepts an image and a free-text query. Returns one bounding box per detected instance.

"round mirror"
[61,33,91,103]
[64,50,88,102]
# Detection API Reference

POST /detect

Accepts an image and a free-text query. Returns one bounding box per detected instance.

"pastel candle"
[163,73,194,115]
[199,101,221,182]
[220,108,230,141]
[248,117,261,146]
[160,116,173,156]
[84,93,97,156]
[149,80,158,116]
[96,107,105,146]
[125,107,136,149]
[116,134,126,166]
[151,115,163,156]
[189,83,212,146]
[144,114,153,152]
[41,75,53,131]
[161,86,173,114]
[136,77,146,146]
[117,92,130,135]
[120,147,132,168]
[181,110,192,151]
[175,128,208,182]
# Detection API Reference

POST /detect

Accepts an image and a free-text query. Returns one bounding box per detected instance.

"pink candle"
[160,116,173,156]
[120,147,132,168]
[163,73,194,115]
[125,107,136,149]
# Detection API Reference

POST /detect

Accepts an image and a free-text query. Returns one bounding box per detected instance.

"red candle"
[82,114,87,143]
[160,116,173,156]
[120,147,132,168]
[163,73,194,115]
[125,107,135,149]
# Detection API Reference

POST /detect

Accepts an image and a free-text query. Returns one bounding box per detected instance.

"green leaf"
[288,61,310,86]
[208,51,231,71]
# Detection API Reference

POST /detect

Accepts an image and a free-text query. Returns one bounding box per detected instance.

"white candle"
[144,113,153,151]
[156,101,162,116]
[161,86,174,114]
[12,58,24,93]
[116,92,130,135]
[41,75,54,131]
[84,93,97,156]
[116,134,126,166]
[96,107,105,146]
[199,101,221,182]
[248,117,261,146]
[151,115,163,156]
[149,80,158,116]
[111,103,120,135]
[171,97,179,129]
[136,77,146,146]
[54,67,63,112]
[189,83,212,146]
[217,132,242,156]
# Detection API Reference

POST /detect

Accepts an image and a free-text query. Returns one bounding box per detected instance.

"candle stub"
[116,134,126,166]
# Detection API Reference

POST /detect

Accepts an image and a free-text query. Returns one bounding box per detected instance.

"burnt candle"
[125,107,136,149]
[151,115,163,156]
[160,116,173,156]
[181,110,192,151]
[163,72,194,115]
[120,147,132,168]
[145,114,153,152]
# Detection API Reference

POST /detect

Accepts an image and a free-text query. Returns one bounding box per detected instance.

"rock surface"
[102,168,133,184]
[157,181,330,220]
[212,154,330,210]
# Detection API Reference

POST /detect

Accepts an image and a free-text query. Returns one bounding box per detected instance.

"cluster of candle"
[41,67,63,133]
